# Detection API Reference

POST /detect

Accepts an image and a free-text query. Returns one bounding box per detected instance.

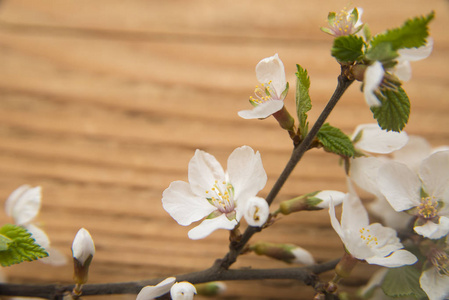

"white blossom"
[394,38,433,82]
[238,54,287,119]
[352,123,408,154]
[5,185,67,266]
[378,150,449,239]
[329,180,417,267]
[162,146,267,239]
[363,62,384,107]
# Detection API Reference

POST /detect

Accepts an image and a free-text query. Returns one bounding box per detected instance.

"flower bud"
[279,191,346,215]
[244,197,270,227]
[71,228,95,285]
[170,281,197,300]
[194,282,226,297]
[250,241,315,265]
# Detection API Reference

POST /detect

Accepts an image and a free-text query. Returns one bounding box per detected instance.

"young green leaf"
[295,64,312,139]
[316,123,355,157]
[370,86,410,132]
[331,35,365,62]
[370,11,434,51]
[381,266,427,298]
[0,224,48,267]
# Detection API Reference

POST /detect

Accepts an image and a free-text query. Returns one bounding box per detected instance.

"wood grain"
[0,1,448,299]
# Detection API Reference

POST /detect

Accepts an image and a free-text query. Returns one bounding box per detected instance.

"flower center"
[418,196,439,220]
[430,249,449,276]
[249,81,278,106]
[331,8,357,36]
[206,180,235,214]
[359,227,378,247]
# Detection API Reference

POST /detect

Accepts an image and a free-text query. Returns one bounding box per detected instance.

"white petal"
[187,214,237,240]
[313,190,347,208]
[328,199,345,242]
[378,161,422,211]
[353,123,408,154]
[237,100,284,119]
[243,196,269,227]
[227,146,267,209]
[40,247,68,266]
[188,150,225,198]
[350,156,386,197]
[368,197,413,231]
[414,217,449,239]
[393,135,432,173]
[137,277,176,300]
[363,61,384,107]
[170,281,197,300]
[291,247,315,265]
[397,38,433,62]
[341,180,369,230]
[162,181,216,226]
[24,223,50,249]
[420,267,449,300]
[255,53,286,98]
[365,249,417,267]
[419,150,449,200]
[72,228,95,265]
[5,185,41,225]
[393,61,412,82]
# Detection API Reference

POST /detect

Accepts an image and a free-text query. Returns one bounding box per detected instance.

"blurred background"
[0,0,447,299]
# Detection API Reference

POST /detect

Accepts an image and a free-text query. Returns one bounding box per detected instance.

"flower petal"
[328,198,345,242]
[378,161,422,211]
[350,156,386,197]
[187,214,237,240]
[341,180,369,230]
[188,150,225,198]
[227,146,267,212]
[363,61,384,107]
[237,100,284,119]
[393,135,432,173]
[393,61,412,82]
[365,249,417,267]
[162,181,216,226]
[255,53,286,98]
[5,185,41,225]
[291,247,315,265]
[419,150,449,200]
[353,123,408,154]
[420,266,449,300]
[397,38,433,62]
[414,216,449,239]
[24,223,50,249]
[137,277,176,300]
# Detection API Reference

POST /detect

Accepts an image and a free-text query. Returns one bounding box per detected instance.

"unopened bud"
[170,281,197,300]
[250,241,315,265]
[72,228,95,285]
[279,191,346,215]
[137,277,176,300]
[194,282,226,297]
[244,197,269,227]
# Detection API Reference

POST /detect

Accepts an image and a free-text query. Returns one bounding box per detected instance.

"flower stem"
[220,71,354,269]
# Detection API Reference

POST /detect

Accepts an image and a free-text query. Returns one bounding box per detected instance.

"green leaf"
[331,35,365,62]
[0,234,12,251]
[0,224,48,267]
[295,64,312,139]
[381,266,427,298]
[370,11,434,51]
[316,123,356,157]
[365,42,399,63]
[370,86,410,132]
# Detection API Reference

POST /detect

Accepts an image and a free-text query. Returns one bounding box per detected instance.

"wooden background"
[0,0,448,299]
